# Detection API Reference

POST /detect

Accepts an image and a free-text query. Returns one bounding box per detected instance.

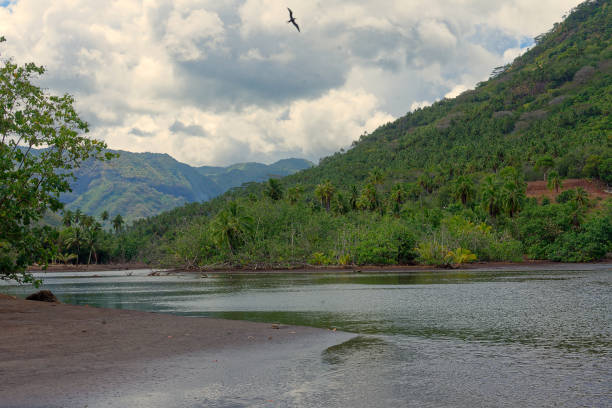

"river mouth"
[3,266,611,407]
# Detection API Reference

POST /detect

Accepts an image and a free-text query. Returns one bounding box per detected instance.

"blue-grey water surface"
[4,266,611,407]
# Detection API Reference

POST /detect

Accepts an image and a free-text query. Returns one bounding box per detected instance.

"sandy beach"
[0,295,351,407]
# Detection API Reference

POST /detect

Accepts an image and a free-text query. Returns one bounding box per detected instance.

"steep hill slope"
[282,0,611,190]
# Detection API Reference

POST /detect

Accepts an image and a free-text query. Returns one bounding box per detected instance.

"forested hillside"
[284,0,611,189]
[60,150,312,222]
[56,0,611,268]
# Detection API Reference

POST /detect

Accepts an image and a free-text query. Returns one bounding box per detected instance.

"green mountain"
[93,0,612,267]
[61,150,312,221]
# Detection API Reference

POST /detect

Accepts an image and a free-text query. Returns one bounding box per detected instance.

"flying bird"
[287,8,300,32]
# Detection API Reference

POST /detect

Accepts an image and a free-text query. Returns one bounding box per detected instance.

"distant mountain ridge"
[197,158,313,190]
[60,150,312,221]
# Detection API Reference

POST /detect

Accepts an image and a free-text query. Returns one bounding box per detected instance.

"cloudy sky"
[0,0,582,166]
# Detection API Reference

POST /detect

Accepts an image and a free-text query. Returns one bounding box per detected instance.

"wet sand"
[0,295,350,407]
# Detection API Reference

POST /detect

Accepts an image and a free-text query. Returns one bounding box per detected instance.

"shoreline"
[29,259,612,274]
[27,262,151,272]
[186,260,612,274]
[0,295,351,406]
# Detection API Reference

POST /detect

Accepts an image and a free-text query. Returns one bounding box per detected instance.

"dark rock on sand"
[26,290,59,303]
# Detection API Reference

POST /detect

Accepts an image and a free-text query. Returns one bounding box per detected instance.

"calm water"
[4,266,612,407]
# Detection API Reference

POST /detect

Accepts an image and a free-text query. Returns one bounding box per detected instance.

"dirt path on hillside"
[526,178,610,201]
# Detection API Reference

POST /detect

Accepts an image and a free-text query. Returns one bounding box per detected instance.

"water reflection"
[322,336,392,365]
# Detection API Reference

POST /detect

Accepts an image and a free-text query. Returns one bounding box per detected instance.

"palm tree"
[491,149,505,173]
[315,180,335,211]
[357,183,378,211]
[573,187,590,208]
[286,185,304,204]
[547,170,563,193]
[535,155,554,181]
[112,214,124,234]
[480,175,501,218]
[74,209,82,225]
[367,167,384,186]
[83,222,102,265]
[501,181,525,217]
[406,183,421,201]
[100,210,109,222]
[210,202,254,254]
[349,185,359,210]
[264,178,283,201]
[64,227,83,264]
[453,176,476,206]
[418,173,434,194]
[331,192,349,215]
[500,166,524,187]
[437,163,454,180]
[62,210,73,227]
[80,214,94,228]
[445,247,477,266]
[389,184,406,216]
[56,252,77,265]
[390,184,406,205]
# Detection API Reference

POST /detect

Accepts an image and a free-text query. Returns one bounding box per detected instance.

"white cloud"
[444,84,468,99]
[502,46,529,63]
[92,87,393,166]
[418,20,457,50]
[410,100,432,111]
[238,0,298,36]
[488,0,580,36]
[0,0,584,165]
[239,47,294,63]
[163,8,225,61]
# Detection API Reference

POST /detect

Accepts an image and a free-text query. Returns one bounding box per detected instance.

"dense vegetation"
[5,1,611,276]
